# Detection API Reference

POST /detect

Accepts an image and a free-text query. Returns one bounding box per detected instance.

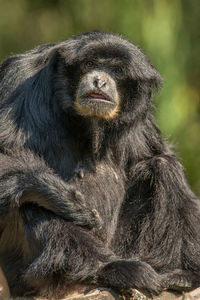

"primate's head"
[54,32,162,121]
[74,60,121,119]
[0,32,162,127]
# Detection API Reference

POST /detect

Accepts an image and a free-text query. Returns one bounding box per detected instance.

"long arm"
[0,150,100,228]
[114,153,200,290]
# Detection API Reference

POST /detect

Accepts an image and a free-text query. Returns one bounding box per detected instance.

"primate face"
[74,56,126,119]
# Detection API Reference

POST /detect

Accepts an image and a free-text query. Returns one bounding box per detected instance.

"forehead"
[75,39,132,64]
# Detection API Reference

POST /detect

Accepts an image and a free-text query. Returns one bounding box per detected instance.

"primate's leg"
[9,206,163,298]
[114,154,200,291]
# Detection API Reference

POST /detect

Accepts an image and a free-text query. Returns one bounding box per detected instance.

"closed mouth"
[82,92,111,103]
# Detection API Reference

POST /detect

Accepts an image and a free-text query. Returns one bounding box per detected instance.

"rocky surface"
[1,267,200,300]
[4,287,200,300]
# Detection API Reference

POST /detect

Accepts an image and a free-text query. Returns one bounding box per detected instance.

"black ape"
[0,31,200,299]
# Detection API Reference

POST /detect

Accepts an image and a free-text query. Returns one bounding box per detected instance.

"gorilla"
[0,31,200,299]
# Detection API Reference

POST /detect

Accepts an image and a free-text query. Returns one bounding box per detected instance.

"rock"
[32,288,200,300]
[1,271,200,300]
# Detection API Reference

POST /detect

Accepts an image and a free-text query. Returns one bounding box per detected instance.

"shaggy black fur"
[0,31,200,299]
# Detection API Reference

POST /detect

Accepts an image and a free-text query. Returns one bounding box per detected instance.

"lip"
[82,92,111,103]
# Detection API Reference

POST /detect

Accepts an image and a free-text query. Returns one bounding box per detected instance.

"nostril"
[93,79,99,88]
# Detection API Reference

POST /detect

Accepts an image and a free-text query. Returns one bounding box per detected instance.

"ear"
[33,38,80,94]
[129,45,163,92]
[142,63,163,92]
[43,40,82,110]
[134,61,163,93]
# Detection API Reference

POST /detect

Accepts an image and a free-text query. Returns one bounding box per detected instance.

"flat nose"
[93,77,106,89]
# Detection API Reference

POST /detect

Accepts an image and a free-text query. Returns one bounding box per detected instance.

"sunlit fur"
[0,32,200,299]
[74,100,120,119]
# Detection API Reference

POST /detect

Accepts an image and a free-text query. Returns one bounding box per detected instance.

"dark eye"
[113,67,123,74]
[85,61,94,68]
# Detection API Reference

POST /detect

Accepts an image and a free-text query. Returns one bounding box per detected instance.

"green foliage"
[0,0,199,194]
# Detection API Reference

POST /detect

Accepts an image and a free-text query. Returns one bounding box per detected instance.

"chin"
[74,95,120,119]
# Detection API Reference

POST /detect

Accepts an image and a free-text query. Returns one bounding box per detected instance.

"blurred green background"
[0,0,199,195]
